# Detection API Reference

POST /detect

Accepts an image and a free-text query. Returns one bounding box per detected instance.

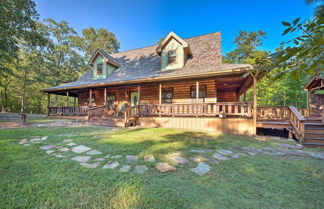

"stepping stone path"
[190,149,206,153]
[144,154,155,162]
[212,153,230,160]
[40,145,55,150]
[217,149,233,155]
[111,155,122,159]
[167,153,189,165]
[126,155,138,163]
[134,165,148,174]
[19,139,28,144]
[18,134,324,176]
[119,165,131,172]
[278,143,303,149]
[59,147,69,152]
[66,142,77,146]
[190,162,211,176]
[95,158,105,162]
[103,161,119,169]
[231,153,247,158]
[72,156,91,163]
[80,162,99,168]
[86,150,102,155]
[156,162,176,173]
[71,145,91,153]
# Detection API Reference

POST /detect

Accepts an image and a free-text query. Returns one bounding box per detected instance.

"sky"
[34,0,315,54]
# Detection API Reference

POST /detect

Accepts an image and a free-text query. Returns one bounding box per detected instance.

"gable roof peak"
[88,49,120,67]
[156,31,192,56]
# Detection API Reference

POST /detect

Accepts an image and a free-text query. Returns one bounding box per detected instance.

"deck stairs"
[303,118,324,147]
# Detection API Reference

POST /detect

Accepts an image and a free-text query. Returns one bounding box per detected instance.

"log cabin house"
[42,32,324,147]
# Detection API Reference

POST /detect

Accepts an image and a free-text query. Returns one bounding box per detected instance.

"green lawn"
[0,126,323,209]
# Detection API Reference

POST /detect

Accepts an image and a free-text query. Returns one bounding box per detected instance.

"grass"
[0,126,323,209]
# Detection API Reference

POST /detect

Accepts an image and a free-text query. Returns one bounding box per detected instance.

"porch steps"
[302,119,324,147]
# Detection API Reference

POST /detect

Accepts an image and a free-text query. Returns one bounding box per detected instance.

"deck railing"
[47,106,89,116]
[124,102,253,119]
[87,105,107,121]
[257,106,308,121]
[287,106,306,143]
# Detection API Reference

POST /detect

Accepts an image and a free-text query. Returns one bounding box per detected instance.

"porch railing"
[87,105,107,121]
[124,102,253,119]
[47,106,89,116]
[256,106,308,121]
[287,106,306,143]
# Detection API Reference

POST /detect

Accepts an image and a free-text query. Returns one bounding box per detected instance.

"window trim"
[167,50,177,65]
[190,85,207,99]
[96,63,103,75]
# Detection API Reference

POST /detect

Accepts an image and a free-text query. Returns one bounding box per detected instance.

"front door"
[130,91,139,106]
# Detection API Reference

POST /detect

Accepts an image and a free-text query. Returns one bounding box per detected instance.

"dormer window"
[168,50,177,64]
[97,63,103,75]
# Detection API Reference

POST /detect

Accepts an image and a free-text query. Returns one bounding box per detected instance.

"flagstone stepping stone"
[103,161,119,169]
[40,145,55,150]
[277,149,308,157]
[263,151,285,156]
[58,147,69,152]
[217,149,233,155]
[155,163,176,173]
[262,147,278,152]
[63,139,74,143]
[41,136,48,141]
[46,150,55,154]
[212,153,230,160]
[191,156,207,163]
[71,156,91,163]
[277,143,303,149]
[104,155,111,158]
[66,142,77,146]
[86,149,102,155]
[58,133,76,137]
[308,152,324,160]
[30,138,40,143]
[52,153,65,158]
[126,155,139,163]
[134,165,148,174]
[19,139,28,144]
[119,165,131,172]
[242,147,262,155]
[190,149,207,153]
[166,153,189,165]
[23,144,30,147]
[80,162,100,168]
[190,162,211,176]
[71,145,91,153]
[95,158,105,162]
[111,155,122,159]
[231,153,248,158]
[144,154,155,162]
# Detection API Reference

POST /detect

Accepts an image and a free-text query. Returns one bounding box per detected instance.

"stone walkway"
[18,133,324,176]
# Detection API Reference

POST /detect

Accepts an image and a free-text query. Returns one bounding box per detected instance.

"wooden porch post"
[89,89,92,106]
[196,81,199,103]
[253,76,257,135]
[159,84,162,104]
[47,93,51,116]
[138,85,141,105]
[74,97,76,106]
[66,92,69,106]
[104,88,107,105]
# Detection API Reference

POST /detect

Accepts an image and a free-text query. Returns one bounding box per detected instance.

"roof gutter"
[41,67,251,93]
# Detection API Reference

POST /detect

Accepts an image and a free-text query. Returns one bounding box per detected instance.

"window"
[167,50,177,64]
[190,85,206,98]
[106,92,115,102]
[97,63,103,75]
[162,88,173,104]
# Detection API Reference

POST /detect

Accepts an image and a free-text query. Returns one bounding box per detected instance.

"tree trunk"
[253,75,258,135]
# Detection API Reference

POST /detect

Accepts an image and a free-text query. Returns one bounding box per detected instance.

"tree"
[72,27,120,60]
[275,1,323,78]
[0,0,38,73]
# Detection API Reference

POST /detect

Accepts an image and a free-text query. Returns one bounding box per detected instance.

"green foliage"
[275,13,324,78]
[72,27,120,60]
[0,14,120,113]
